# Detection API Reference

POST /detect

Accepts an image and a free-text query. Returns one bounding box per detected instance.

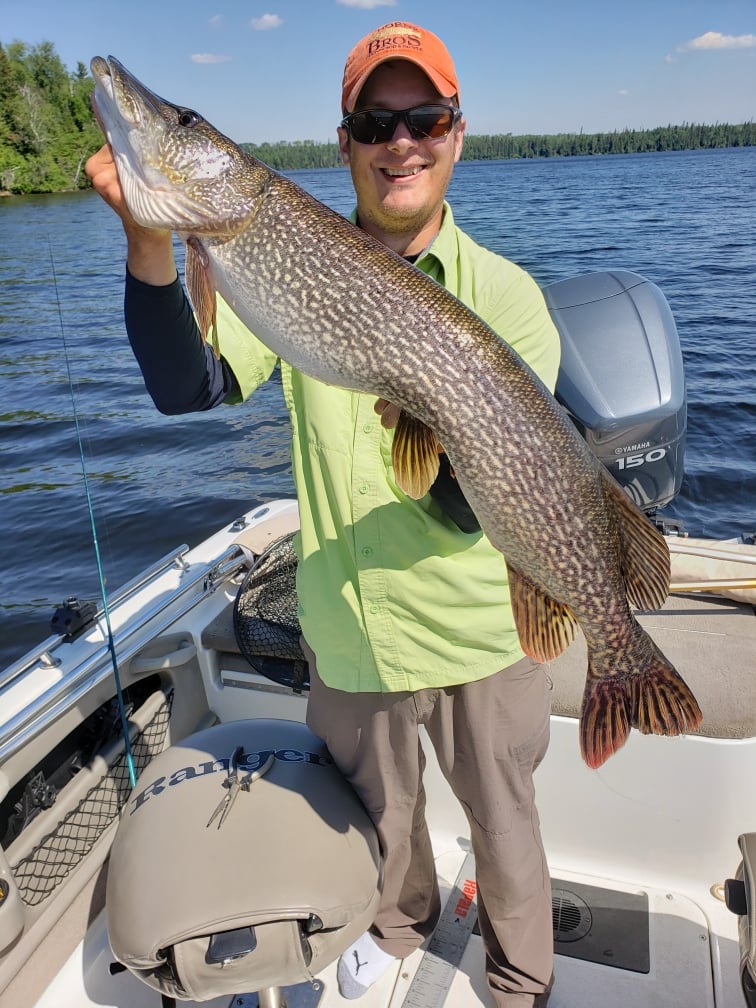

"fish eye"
[177,108,201,128]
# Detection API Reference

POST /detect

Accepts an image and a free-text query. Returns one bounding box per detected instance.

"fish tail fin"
[630,651,703,739]
[579,675,632,769]
[580,636,703,769]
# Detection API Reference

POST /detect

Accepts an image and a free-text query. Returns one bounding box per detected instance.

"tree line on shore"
[0,41,101,194]
[241,120,756,171]
[1,39,754,194]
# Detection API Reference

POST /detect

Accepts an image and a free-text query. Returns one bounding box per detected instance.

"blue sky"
[3,1,754,144]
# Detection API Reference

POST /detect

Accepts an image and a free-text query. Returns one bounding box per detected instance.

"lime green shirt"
[218,204,561,692]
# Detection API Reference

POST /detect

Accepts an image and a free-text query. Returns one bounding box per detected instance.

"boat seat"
[107,719,381,1001]
[548,591,756,741]
[726,833,756,1007]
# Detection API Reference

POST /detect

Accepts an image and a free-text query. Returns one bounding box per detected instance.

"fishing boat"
[1,271,754,1008]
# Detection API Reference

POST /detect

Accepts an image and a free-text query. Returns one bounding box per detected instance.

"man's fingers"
[374,398,402,429]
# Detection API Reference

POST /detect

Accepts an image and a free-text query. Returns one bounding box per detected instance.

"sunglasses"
[341,104,461,145]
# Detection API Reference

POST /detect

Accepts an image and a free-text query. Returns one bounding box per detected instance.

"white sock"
[337,931,396,1000]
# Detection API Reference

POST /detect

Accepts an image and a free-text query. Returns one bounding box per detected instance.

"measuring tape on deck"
[400,851,478,1007]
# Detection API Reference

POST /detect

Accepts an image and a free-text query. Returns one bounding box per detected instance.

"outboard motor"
[544,271,686,521]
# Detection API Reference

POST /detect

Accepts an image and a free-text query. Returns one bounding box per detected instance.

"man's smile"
[381,166,425,178]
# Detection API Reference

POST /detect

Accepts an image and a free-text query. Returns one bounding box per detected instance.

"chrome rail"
[0,545,192,693]
[0,543,249,767]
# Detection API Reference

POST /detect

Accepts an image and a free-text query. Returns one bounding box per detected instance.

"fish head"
[90,56,263,238]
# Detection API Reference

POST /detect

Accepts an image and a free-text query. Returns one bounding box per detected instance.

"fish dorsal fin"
[506,562,578,662]
[601,469,670,610]
[186,237,220,358]
[391,411,441,499]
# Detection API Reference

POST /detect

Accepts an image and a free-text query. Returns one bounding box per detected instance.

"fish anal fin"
[602,470,670,611]
[506,563,578,662]
[392,411,441,499]
[186,237,220,357]
[580,633,703,769]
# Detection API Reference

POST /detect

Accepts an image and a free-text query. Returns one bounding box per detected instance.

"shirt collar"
[348,202,456,283]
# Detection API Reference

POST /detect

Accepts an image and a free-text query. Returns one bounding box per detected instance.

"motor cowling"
[545,270,686,515]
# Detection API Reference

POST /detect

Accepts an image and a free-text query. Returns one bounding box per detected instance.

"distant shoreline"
[2,132,753,197]
[240,123,755,172]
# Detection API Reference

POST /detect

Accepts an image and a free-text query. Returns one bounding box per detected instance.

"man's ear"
[337,126,351,167]
[454,116,466,164]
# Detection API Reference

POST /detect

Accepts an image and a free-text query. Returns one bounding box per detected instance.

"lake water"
[1,147,754,669]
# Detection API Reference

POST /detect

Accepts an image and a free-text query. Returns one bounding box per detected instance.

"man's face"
[338,60,465,251]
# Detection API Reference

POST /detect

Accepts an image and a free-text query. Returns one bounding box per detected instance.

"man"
[87,21,560,1006]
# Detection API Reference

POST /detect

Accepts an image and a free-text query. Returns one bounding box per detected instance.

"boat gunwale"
[0,543,249,767]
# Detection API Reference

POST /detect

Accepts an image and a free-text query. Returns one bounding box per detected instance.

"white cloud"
[250,13,283,30]
[618,89,629,96]
[209,15,224,28]
[191,53,232,64]
[684,31,756,51]
[336,0,397,8]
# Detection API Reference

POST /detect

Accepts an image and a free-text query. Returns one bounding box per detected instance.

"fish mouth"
[90,56,152,133]
[89,56,181,228]
[88,55,255,237]
[89,59,109,133]
[89,56,166,167]
[89,55,114,120]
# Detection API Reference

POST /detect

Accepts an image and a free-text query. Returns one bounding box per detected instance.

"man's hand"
[86,144,132,223]
[373,399,446,458]
[373,398,402,429]
[85,143,176,286]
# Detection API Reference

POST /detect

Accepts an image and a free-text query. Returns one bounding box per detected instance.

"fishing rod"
[668,538,756,598]
[49,241,137,790]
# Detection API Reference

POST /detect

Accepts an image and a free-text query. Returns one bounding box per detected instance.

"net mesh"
[11,691,172,907]
[233,533,308,691]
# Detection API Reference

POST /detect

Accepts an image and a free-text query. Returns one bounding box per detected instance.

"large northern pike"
[90,56,702,767]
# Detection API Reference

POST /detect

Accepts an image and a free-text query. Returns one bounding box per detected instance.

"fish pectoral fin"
[601,470,670,610]
[391,411,441,499]
[186,237,220,358]
[506,563,578,662]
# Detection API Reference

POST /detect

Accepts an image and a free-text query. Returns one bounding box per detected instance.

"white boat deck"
[29,807,738,1008]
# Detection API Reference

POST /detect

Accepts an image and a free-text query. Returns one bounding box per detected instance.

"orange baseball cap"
[341,21,460,114]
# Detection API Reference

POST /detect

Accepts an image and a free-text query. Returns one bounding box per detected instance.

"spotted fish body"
[90,56,702,767]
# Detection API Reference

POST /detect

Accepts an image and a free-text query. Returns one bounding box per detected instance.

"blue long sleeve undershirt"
[124,268,238,413]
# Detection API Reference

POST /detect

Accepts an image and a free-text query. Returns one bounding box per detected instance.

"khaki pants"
[304,646,553,1006]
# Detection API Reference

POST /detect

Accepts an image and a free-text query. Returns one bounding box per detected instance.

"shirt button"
[361,546,373,557]
[359,484,369,495]
[363,423,373,434]
[370,604,380,615]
